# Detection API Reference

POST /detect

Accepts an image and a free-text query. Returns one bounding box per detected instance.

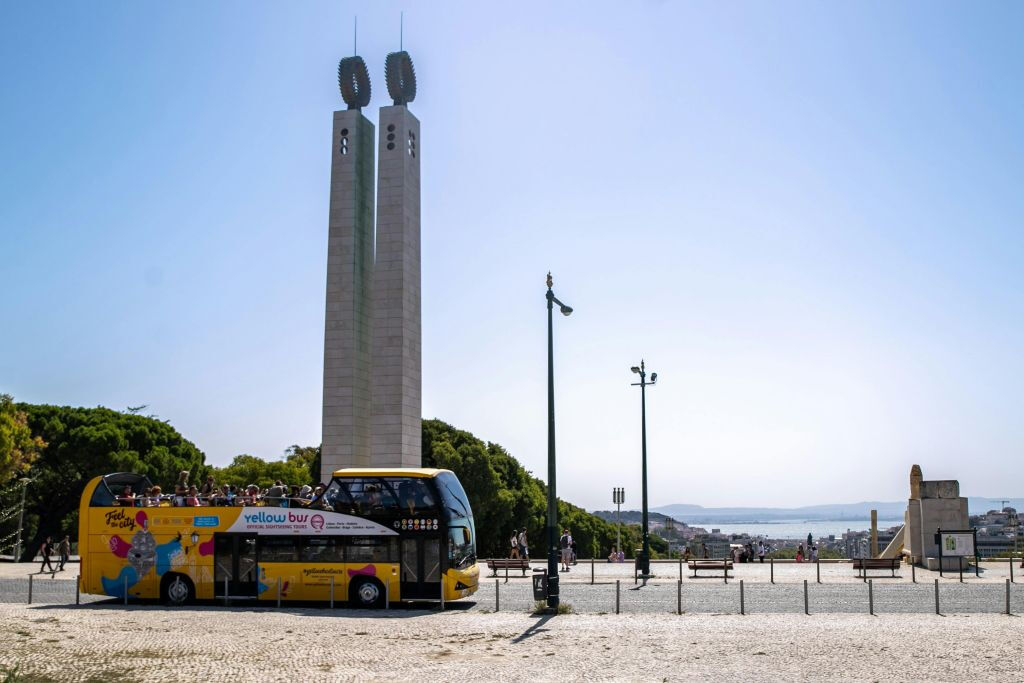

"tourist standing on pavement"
[509,531,520,559]
[570,538,578,565]
[559,529,573,572]
[38,537,55,573]
[810,545,819,562]
[757,540,766,563]
[517,528,529,560]
[58,536,71,571]
[796,544,804,563]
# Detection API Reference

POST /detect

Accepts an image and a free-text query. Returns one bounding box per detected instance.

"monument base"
[924,556,971,572]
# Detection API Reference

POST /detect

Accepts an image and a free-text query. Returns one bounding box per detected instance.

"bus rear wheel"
[349,577,385,609]
[161,573,195,606]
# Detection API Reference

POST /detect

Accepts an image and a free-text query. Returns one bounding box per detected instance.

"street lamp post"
[613,488,624,555]
[630,360,657,576]
[14,477,30,562]
[546,272,573,609]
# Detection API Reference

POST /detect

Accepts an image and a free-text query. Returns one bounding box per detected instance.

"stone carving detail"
[910,464,922,499]
[339,56,371,109]
[385,51,416,105]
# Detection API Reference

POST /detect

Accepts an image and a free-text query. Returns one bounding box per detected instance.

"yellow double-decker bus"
[78,468,478,607]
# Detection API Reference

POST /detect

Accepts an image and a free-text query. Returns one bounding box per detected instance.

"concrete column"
[321,109,376,481]
[371,104,421,467]
[870,509,879,558]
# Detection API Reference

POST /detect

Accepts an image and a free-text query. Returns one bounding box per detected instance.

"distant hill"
[647,497,1024,523]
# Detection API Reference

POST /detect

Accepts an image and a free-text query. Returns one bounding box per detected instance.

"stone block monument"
[904,464,969,570]
[321,50,423,481]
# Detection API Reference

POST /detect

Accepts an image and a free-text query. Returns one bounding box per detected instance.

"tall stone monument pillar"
[321,57,375,480]
[371,52,422,468]
[904,464,969,570]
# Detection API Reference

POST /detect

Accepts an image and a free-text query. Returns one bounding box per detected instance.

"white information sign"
[940,532,975,557]
[225,507,397,536]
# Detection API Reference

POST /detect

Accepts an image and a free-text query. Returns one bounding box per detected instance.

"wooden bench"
[486,558,531,577]
[688,560,733,578]
[851,558,900,579]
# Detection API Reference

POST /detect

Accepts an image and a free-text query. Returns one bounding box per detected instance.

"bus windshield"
[436,472,475,569]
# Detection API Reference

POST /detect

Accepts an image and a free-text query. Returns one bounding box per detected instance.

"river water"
[680,518,903,539]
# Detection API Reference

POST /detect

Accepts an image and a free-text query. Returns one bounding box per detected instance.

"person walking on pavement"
[38,537,55,573]
[757,540,766,563]
[509,531,520,559]
[559,529,573,572]
[58,536,71,571]
[517,528,529,561]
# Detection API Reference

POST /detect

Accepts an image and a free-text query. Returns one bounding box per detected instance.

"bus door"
[214,533,258,598]
[400,536,441,600]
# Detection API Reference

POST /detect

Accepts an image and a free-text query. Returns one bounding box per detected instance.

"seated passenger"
[265,481,285,507]
[119,485,136,507]
[186,485,200,507]
[150,485,163,507]
[224,484,237,505]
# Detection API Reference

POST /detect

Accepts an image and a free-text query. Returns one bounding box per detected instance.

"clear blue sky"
[2,2,1022,509]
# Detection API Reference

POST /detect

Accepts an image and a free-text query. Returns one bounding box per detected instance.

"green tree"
[422,418,645,560]
[0,394,45,484]
[284,444,322,485]
[212,453,312,490]
[17,403,207,560]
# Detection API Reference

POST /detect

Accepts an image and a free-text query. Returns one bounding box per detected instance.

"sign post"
[936,529,979,579]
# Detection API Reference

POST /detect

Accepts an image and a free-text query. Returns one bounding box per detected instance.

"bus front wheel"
[349,577,385,609]
[161,573,195,606]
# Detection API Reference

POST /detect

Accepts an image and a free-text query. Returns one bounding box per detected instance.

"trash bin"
[532,569,547,600]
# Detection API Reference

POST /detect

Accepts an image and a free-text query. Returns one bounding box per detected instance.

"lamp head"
[630,366,641,374]
[650,372,657,383]
[559,305,573,316]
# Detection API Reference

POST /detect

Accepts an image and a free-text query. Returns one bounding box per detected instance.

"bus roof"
[331,467,448,479]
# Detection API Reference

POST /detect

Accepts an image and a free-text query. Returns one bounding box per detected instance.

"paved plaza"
[2,560,1023,615]
[1,603,1021,681]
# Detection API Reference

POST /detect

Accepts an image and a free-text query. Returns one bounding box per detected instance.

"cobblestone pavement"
[2,560,1022,613]
[1,604,1020,681]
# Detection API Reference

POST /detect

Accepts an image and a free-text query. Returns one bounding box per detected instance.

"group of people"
[117,472,328,509]
[731,541,770,563]
[37,536,71,574]
[508,528,529,560]
[607,546,626,562]
[794,543,818,563]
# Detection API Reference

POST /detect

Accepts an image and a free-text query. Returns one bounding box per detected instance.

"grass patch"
[531,600,573,615]
[1,666,58,683]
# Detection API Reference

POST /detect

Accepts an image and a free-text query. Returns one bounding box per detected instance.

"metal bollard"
[277,577,282,608]
[224,577,229,607]
[770,557,774,584]
[934,578,940,615]
[124,574,128,606]
[868,580,874,616]
[385,580,389,610]
[505,564,508,584]
[677,580,681,615]
[1006,579,1011,616]
[1010,557,1014,583]
[616,580,620,614]
[28,574,33,605]
[679,558,683,581]
[816,559,821,584]
[439,580,445,611]
[76,577,80,605]
[724,566,728,585]
[912,561,916,584]
[330,576,334,609]
[740,580,745,615]
[803,579,809,615]
[958,556,963,583]
[591,557,594,585]
[495,579,500,612]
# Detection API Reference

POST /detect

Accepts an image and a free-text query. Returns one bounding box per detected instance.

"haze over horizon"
[3,2,1023,511]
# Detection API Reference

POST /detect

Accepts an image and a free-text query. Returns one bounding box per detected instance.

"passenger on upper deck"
[174,471,190,506]
[119,485,136,507]
[186,485,200,507]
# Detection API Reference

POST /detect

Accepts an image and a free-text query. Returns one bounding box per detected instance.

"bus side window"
[301,537,344,563]
[259,537,298,563]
